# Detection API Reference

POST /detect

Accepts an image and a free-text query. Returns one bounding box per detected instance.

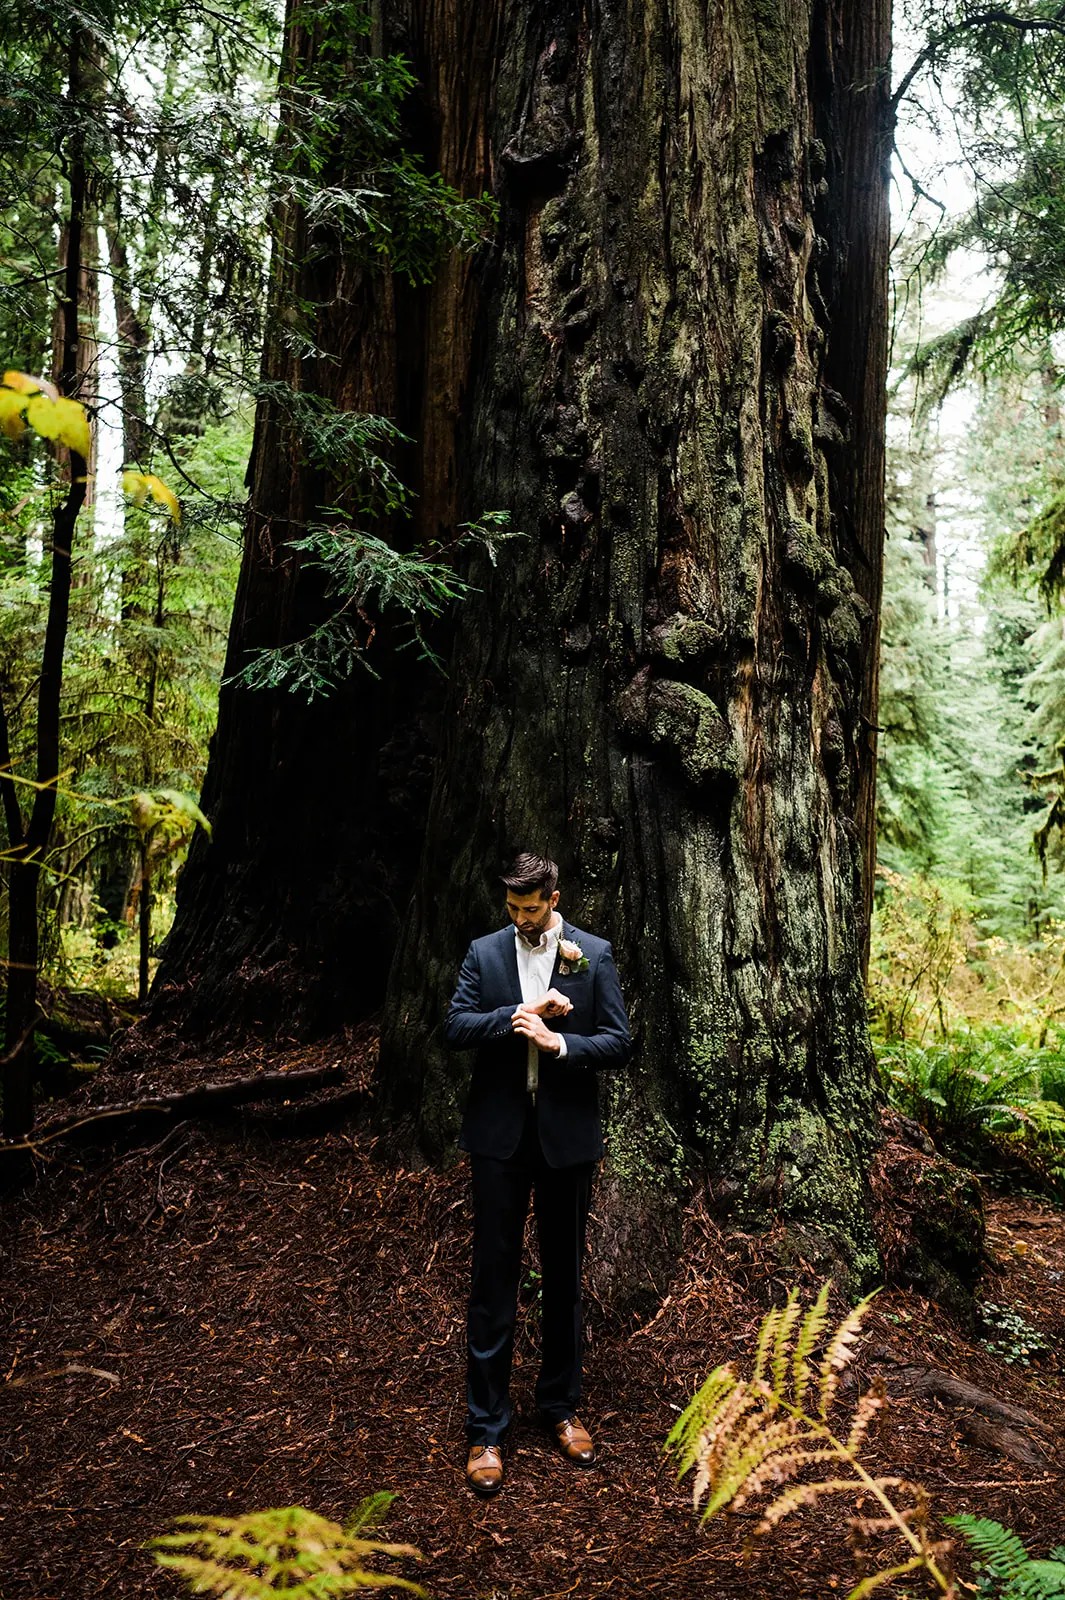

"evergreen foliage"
[946,1515,1065,1599]
[0,0,503,1029]
[233,512,519,697]
[896,2,1065,374]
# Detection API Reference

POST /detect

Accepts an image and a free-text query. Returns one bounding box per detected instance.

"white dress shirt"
[515,917,568,1099]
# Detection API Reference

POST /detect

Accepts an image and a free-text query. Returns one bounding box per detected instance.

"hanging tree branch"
[892,8,1065,115]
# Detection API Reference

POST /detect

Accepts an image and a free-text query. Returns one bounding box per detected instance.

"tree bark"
[153,0,891,1286]
[377,0,892,1287]
[151,0,454,1044]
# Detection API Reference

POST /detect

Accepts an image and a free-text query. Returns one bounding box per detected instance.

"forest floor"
[3,1040,1065,1600]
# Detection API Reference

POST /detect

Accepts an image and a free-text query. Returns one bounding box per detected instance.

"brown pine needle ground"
[3,1060,1064,1599]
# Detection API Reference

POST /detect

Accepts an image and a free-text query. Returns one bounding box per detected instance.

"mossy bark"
[378,0,892,1289]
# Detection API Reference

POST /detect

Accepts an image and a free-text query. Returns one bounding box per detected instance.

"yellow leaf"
[53,396,91,457]
[144,472,181,524]
[2,369,56,399]
[129,792,158,835]
[0,387,28,439]
[122,469,181,522]
[25,393,91,458]
[121,469,150,505]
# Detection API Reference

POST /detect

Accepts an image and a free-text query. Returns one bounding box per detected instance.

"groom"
[444,852,631,1497]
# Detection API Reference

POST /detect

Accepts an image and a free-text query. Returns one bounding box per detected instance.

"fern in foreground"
[148,1498,425,1597]
[946,1516,1065,1599]
[666,1283,953,1598]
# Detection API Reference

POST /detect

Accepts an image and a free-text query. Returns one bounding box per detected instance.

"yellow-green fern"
[148,1500,425,1598]
[666,1286,954,1599]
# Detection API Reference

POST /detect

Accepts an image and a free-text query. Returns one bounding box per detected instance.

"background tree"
[151,0,499,1043]
[0,0,274,1130]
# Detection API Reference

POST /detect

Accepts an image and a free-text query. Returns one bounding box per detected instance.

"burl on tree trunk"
[379,0,893,1291]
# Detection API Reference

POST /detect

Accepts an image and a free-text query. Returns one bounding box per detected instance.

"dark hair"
[501,852,559,899]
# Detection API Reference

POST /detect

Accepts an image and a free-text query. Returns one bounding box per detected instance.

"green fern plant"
[147,1498,425,1597]
[666,1283,954,1599]
[946,1516,1065,1599]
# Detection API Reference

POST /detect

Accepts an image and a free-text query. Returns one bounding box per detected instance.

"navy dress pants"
[466,1109,595,1445]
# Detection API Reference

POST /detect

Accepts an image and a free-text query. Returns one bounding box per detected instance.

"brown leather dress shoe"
[553,1415,596,1466]
[466,1443,504,1496]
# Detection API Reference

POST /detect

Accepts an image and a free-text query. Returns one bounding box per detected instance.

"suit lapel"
[500,924,522,1003]
[549,919,573,986]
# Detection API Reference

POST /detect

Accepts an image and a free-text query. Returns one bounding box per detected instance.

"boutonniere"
[558,938,589,976]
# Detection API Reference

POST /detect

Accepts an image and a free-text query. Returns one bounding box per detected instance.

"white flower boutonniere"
[559,938,590,976]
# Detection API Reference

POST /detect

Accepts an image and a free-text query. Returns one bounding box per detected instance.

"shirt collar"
[515,915,562,955]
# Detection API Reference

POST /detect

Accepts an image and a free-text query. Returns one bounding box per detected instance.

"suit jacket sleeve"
[443,940,519,1048]
[555,944,632,1070]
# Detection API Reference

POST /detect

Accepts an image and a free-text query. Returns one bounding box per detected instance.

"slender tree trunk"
[137,838,152,1004]
[812,3,892,963]
[104,191,152,475]
[376,0,892,1287]
[2,28,90,1137]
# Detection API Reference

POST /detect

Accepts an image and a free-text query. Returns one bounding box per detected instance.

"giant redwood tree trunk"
[154,0,891,1283]
[378,0,892,1286]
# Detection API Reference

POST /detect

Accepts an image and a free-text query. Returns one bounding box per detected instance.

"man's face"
[506,887,560,943]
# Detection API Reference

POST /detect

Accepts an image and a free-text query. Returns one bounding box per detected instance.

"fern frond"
[752,1304,782,1387]
[737,1445,841,1508]
[793,1279,831,1411]
[666,1363,739,1472]
[771,1289,803,1396]
[151,1554,278,1599]
[671,1289,956,1599]
[757,1475,859,1530]
[845,1556,926,1600]
[701,1413,804,1518]
[1015,1560,1065,1599]
[946,1514,1031,1578]
[344,1493,395,1535]
[846,1376,886,1455]
[688,1389,755,1510]
[148,1505,425,1598]
[819,1292,875,1418]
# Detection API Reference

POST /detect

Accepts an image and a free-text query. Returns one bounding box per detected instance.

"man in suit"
[444,852,631,1497]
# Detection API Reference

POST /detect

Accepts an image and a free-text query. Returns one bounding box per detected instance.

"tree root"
[0,1064,349,1164]
[853,1351,1052,1469]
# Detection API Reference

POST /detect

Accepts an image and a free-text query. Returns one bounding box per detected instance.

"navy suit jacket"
[444,920,631,1167]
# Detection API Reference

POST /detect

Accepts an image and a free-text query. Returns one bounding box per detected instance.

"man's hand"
[512,1009,564,1053]
[517,988,573,1019]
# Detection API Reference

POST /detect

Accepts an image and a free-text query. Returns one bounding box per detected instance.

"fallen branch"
[855,1352,1052,1468]
[0,1064,347,1157]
